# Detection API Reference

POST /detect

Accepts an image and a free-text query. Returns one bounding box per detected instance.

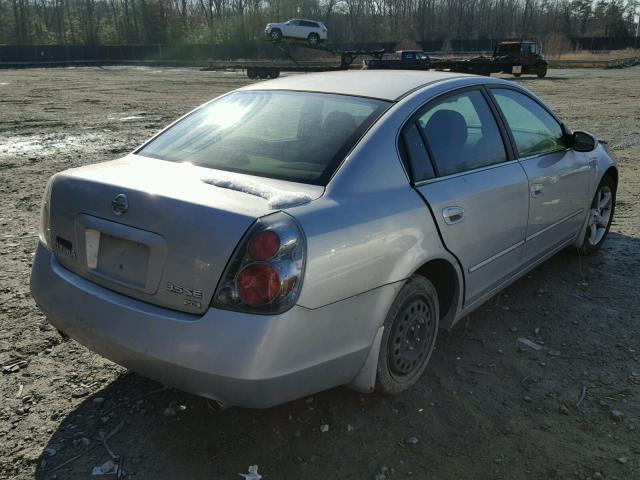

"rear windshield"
[137,91,389,185]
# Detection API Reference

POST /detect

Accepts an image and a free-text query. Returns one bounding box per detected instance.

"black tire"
[342,54,354,67]
[307,33,320,47]
[267,68,279,79]
[270,29,282,42]
[376,275,439,395]
[537,64,548,78]
[257,69,268,79]
[246,68,257,80]
[579,175,616,255]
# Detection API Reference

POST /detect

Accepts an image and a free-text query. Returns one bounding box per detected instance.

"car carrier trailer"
[202,40,384,79]
[203,39,548,79]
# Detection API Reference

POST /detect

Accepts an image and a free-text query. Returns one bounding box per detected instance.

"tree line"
[1,0,638,46]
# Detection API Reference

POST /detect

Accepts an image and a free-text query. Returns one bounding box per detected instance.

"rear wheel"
[537,64,548,78]
[579,175,616,254]
[307,33,320,47]
[267,68,279,79]
[246,68,257,79]
[257,69,268,79]
[376,275,439,395]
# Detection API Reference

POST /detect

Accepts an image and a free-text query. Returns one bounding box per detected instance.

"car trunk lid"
[48,155,323,314]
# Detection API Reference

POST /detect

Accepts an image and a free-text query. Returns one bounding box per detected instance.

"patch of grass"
[549,48,640,61]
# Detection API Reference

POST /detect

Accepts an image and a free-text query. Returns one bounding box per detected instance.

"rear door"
[488,87,590,264]
[406,87,530,306]
[286,20,304,39]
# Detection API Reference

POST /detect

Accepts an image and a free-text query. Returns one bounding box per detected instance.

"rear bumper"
[30,242,396,408]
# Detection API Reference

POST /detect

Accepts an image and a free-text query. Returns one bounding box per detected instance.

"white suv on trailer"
[265,19,328,46]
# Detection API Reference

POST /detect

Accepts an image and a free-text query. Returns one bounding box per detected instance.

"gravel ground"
[0,66,638,480]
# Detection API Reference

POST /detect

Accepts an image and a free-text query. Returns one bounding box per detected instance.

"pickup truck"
[366,50,431,70]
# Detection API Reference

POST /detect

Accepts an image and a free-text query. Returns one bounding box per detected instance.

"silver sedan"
[30,71,617,409]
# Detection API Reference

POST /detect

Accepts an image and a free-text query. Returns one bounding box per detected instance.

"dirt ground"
[0,66,638,480]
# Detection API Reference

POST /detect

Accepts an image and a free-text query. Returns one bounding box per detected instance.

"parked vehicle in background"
[30,71,617,409]
[492,40,548,77]
[366,41,548,78]
[367,50,431,70]
[265,19,328,46]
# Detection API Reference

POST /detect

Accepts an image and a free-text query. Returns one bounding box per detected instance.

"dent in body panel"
[416,162,530,305]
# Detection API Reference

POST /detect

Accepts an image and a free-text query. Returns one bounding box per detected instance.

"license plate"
[86,229,150,288]
[512,65,522,74]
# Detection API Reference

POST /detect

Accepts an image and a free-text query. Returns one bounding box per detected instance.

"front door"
[405,88,530,306]
[489,87,591,264]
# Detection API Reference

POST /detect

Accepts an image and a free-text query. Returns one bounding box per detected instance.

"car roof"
[238,70,468,101]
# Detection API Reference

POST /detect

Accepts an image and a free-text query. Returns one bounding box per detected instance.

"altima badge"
[111,194,129,216]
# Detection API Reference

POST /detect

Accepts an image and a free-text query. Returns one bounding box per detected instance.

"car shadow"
[35,232,638,480]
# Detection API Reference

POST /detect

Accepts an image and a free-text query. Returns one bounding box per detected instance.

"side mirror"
[572,131,597,152]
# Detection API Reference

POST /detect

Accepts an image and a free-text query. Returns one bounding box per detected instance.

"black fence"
[419,36,639,52]
[1,37,637,65]
[0,42,398,64]
[570,36,639,50]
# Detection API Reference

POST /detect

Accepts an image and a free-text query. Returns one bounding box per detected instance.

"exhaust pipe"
[206,397,227,413]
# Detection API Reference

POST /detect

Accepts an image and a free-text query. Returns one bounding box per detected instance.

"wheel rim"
[271,31,280,40]
[309,35,318,45]
[388,296,435,377]
[586,185,612,246]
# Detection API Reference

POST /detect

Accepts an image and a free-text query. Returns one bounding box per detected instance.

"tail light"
[39,175,55,249]
[212,212,306,314]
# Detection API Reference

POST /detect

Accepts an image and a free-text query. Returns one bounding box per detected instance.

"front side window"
[416,89,507,177]
[137,91,389,185]
[491,88,565,157]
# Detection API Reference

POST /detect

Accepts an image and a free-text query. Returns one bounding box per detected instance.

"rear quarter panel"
[287,82,472,314]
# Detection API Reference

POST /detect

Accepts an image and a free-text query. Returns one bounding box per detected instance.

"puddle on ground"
[107,113,146,122]
[0,133,102,156]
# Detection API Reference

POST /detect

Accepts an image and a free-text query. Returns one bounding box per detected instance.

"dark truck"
[366,41,548,78]
[490,40,548,77]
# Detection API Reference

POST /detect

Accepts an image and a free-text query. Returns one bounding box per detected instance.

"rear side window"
[402,124,435,182]
[416,90,507,177]
[137,91,389,185]
[301,21,319,27]
[491,88,565,157]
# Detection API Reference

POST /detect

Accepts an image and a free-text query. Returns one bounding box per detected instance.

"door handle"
[442,206,464,225]
[531,184,544,197]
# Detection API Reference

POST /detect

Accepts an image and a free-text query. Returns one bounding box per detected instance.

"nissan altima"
[30,71,617,409]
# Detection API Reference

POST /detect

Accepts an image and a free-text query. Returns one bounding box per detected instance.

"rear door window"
[415,89,508,177]
[491,88,565,157]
